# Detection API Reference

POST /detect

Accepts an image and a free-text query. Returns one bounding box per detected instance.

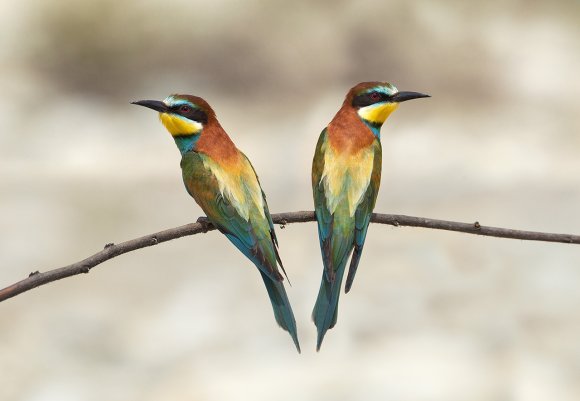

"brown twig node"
[196,217,212,233]
[1,211,579,303]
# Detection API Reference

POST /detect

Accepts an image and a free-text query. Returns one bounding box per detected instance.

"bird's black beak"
[131,100,169,113]
[390,91,430,103]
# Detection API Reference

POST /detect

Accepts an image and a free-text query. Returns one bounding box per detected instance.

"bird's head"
[348,82,429,129]
[132,94,214,154]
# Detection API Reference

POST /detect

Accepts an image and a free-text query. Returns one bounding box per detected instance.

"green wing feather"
[345,142,381,293]
[311,129,381,350]
[246,154,289,281]
[180,151,299,351]
[312,129,354,350]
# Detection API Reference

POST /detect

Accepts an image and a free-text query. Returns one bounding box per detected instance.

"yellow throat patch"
[159,113,203,136]
[357,102,399,124]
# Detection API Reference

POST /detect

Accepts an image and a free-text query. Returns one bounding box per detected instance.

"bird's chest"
[321,144,375,216]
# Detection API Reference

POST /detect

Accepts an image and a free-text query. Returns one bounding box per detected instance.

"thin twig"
[1,211,579,303]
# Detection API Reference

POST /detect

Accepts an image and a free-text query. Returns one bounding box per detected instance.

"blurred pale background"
[1,0,580,400]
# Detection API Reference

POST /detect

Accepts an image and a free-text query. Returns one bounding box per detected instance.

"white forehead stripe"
[163,95,194,108]
[365,84,398,96]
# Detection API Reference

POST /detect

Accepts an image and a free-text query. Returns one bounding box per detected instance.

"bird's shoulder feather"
[181,150,283,281]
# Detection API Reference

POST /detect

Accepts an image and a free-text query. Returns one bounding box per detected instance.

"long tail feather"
[311,251,351,351]
[345,244,363,293]
[260,271,300,353]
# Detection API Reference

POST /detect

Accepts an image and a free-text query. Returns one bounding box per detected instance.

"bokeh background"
[1,0,580,400]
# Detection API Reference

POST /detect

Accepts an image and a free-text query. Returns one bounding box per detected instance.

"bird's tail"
[311,255,349,351]
[260,271,300,353]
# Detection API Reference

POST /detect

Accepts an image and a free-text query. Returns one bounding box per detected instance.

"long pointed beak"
[131,100,168,113]
[390,91,430,103]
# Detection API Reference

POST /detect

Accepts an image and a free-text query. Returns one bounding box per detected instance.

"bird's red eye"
[180,105,191,113]
[370,92,381,101]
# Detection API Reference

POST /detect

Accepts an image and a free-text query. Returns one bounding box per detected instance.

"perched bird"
[311,82,429,350]
[133,94,300,352]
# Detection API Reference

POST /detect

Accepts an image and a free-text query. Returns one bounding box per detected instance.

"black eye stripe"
[352,91,391,108]
[171,104,208,124]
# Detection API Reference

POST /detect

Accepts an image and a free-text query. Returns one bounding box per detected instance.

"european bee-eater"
[312,82,429,350]
[133,94,300,352]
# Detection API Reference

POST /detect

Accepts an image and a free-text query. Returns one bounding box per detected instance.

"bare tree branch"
[2,211,579,303]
